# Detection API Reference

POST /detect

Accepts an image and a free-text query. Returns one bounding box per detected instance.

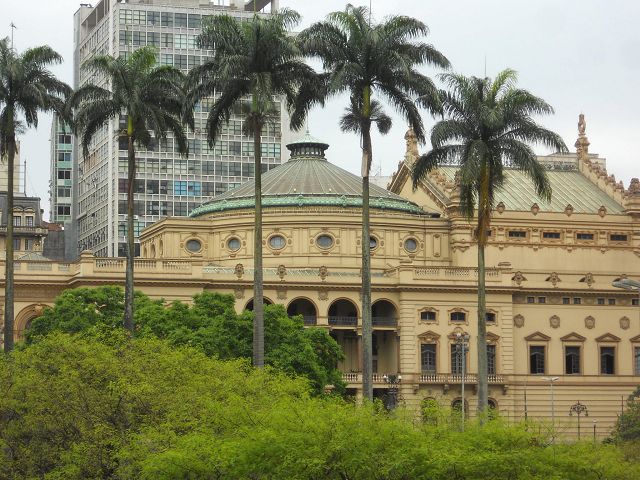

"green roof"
[437,166,624,214]
[190,136,428,217]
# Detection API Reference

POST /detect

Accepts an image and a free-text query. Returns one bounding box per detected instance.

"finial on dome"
[574,113,590,161]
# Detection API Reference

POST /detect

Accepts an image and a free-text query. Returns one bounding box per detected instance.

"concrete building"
[49,114,73,225]
[2,118,640,438]
[0,193,48,258]
[72,0,293,258]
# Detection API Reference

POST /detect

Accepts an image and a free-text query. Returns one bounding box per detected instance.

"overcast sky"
[4,0,640,220]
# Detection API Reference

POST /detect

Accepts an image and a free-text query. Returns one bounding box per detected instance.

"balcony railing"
[372,316,397,327]
[0,225,48,235]
[302,315,317,326]
[342,372,398,383]
[419,373,505,384]
[329,316,357,326]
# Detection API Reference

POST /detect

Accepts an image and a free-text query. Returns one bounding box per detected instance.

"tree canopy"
[26,286,344,395]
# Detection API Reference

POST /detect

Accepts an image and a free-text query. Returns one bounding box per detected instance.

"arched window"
[328,299,358,326]
[287,298,317,326]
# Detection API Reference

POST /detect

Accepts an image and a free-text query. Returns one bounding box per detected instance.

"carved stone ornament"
[277,264,287,280]
[276,286,287,300]
[627,178,640,196]
[319,265,328,281]
[580,272,595,288]
[620,316,631,330]
[584,316,596,329]
[598,206,607,217]
[234,287,244,300]
[513,314,525,328]
[234,263,244,279]
[496,202,505,214]
[564,204,574,216]
[318,287,329,301]
[531,203,540,215]
[549,315,561,329]
[546,272,561,287]
[512,271,527,286]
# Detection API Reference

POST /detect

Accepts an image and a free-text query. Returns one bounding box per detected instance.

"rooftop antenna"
[10,22,16,50]
[484,54,487,78]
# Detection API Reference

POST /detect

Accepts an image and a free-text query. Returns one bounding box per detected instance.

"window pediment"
[595,333,621,343]
[524,331,551,342]
[486,332,500,344]
[418,330,440,343]
[560,332,586,342]
[630,334,640,343]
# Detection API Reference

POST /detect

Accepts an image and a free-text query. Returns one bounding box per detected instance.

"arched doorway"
[244,297,273,311]
[372,299,398,327]
[287,298,317,325]
[328,299,358,326]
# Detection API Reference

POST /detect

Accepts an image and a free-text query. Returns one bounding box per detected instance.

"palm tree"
[411,69,568,416]
[0,38,71,352]
[70,46,188,333]
[299,5,450,400]
[186,9,318,368]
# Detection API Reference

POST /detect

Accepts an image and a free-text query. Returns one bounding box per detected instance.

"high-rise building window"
[600,347,616,375]
[421,344,436,374]
[175,13,188,28]
[565,346,581,374]
[161,12,173,27]
[529,346,545,374]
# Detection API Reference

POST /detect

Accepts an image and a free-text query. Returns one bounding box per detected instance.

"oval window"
[269,234,286,250]
[404,238,418,252]
[227,237,241,251]
[185,239,202,253]
[316,234,334,249]
[369,236,378,250]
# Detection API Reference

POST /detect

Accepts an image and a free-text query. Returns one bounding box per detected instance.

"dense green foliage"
[614,386,640,442]
[2,333,639,479]
[26,286,344,395]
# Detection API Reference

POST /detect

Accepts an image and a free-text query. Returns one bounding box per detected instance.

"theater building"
[3,119,639,437]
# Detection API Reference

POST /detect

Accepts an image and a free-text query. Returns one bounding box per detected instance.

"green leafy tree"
[411,70,567,415]
[0,37,71,352]
[614,386,640,442]
[27,287,344,395]
[299,5,450,399]
[69,47,188,333]
[186,10,318,369]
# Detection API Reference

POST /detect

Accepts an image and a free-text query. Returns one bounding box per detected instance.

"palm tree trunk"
[252,115,264,368]
[477,237,488,420]
[124,118,135,333]
[361,87,373,400]
[3,118,15,353]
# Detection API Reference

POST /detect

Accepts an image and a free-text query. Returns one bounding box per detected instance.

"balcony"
[0,225,48,236]
[328,315,357,327]
[302,315,317,326]
[342,372,399,384]
[419,373,505,384]
[372,316,397,327]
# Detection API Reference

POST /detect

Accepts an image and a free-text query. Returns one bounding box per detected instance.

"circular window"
[369,236,378,250]
[269,234,286,250]
[185,239,202,253]
[227,237,241,251]
[404,238,418,252]
[316,234,334,249]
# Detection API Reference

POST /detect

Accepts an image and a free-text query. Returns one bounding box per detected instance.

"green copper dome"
[189,133,428,217]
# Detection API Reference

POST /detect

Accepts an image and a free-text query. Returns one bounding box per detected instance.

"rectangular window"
[147,32,160,47]
[451,345,463,374]
[175,34,188,49]
[13,216,21,227]
[597,298,605,305]
[175,13,188,28]
[421,344,436,374]
[188,14,201,29]
[486,312,496,324]
[119,30,132,45]
[202,161,215,175]
[57,134,72,144]
[132,10,145,25]
[573,297,582,305]
[577,233,594,241]
[160,53,173,66]
[633,299,639,306]
[174,181,187,196]
[57,186,71,197]
[161,33,173,47]
[508,230,527,238]
[57,206,70,216]
[147,11,160,26]
[562,297,570,305]
[600,347,615,374]
[187,182,201,196]
[229,141,242,155]
[174,54,188,70]
[450,311,466,322]
[161,12,173,27]
[538,297,546,304]
[608,298,616,306]
[635,347,640,375]
[565,346,581,374]
[527,296,535,304]
[420,311,436,322]
[25,216,34,227]
[13,238,20,250]
[24,239,33,251]
[487,344,496,375]
[543,231,561,239]
[229,162,242,176]
[529,346,545,374]
[132,31,146,46]
[610,234,628,242]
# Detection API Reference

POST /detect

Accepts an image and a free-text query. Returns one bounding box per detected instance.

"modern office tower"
[73,0,291,257]
[49,114,73,225]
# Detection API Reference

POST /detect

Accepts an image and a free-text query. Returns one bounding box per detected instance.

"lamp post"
[542,376,559,442]
[569,401,589,440]
[455,332,470,431]
[382,374,401,411]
